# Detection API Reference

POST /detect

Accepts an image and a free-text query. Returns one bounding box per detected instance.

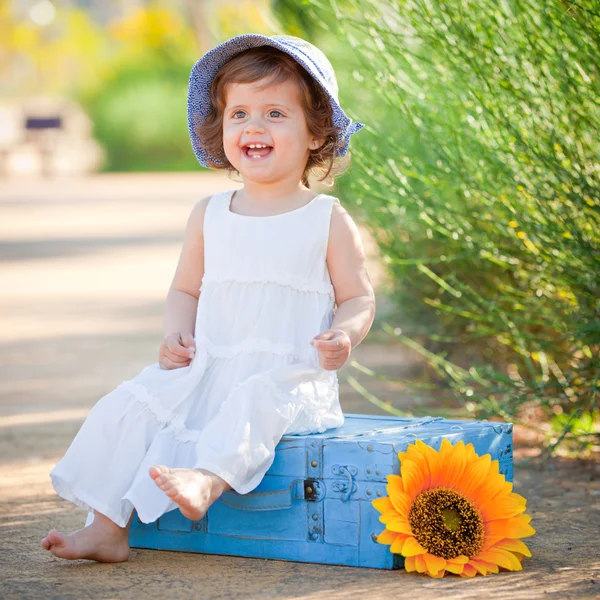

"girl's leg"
[41,509,134,562]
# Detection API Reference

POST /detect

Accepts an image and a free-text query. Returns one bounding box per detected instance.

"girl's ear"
[310,138,325,150]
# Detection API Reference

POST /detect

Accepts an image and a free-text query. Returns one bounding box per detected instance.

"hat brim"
[187,33,364,168]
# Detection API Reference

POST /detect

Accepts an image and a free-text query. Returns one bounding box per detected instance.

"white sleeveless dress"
[50,189,345,528]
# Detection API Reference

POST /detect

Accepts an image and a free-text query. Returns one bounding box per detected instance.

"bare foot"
[148,465,231,521]
[40,511,131,562]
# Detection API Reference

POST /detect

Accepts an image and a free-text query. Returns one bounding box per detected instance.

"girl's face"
[222,77,320,185]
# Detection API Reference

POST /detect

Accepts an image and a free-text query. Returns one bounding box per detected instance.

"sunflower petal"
[404,555,416,572]
[512,493,527,506]
[444,561,465,575]
[372,496,394,515]
[493,480,514,498]
[477,548,523,571]
[423,553,446,576]
[415,554,427,573]
[390,534,408,554]
[385,473,404,491]
[385,478,411,516]
[428,569,446,578]
[482,536,505,551]
[402,536,428,557]
[374,528,399,545]
[390,493,412,518]
[423,444,443,488]
[441,440,467,487]
[460,563,478,577]
[479,495,527,522]
[450,555,470,564]
[400,459,426,500]
[469,559,489,575]
[439,438,453,457]
[486,516,535,539]
[405,442,431,488]
[458,454,492,499]
[475,560,500,574]
[380,514,413,535]
[491,538,532,558]
[464,442,476,461]
[473,460,507,500]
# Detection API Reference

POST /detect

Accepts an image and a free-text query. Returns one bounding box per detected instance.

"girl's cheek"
[222,130,240,156]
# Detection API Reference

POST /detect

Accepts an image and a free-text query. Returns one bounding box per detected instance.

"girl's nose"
[244,118,265,134]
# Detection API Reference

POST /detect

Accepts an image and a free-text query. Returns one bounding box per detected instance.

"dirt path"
[1,173,598,599]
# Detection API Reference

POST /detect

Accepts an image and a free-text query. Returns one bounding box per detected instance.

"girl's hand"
[159,332,196,370]
[310,328,351,371]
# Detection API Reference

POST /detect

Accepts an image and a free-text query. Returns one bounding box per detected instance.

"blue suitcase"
[129,414,513,569]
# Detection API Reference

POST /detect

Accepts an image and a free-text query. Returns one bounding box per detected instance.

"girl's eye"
[230,110,284,119]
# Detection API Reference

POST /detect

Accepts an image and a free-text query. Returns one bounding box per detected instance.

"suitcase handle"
[218,479,306,511]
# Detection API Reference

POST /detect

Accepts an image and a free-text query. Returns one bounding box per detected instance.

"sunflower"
[372,439,535,578]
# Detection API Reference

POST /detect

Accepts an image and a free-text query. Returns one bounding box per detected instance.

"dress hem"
[50,472,133,529]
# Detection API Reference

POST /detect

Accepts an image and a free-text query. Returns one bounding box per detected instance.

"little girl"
[41,33,375,562]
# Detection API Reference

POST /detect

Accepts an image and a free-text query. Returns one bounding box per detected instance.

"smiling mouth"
[243,144,273,160]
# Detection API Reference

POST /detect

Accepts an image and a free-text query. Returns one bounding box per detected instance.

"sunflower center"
[441,508,461,531]
[408,487,484,559]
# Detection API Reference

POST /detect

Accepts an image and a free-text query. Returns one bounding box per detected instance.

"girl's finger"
[160,357,191,370]
[319,361,339,371]
[159,357,173,370]
[166,339,193,358]
[316,346,348,359]
[181,333,196,350]
[313,340,346,352]
[162,348,191,363]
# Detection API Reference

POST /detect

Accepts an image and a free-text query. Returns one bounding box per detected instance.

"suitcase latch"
[304,478,324,502]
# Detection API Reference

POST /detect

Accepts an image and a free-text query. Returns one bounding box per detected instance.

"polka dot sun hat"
[187,33,365,168]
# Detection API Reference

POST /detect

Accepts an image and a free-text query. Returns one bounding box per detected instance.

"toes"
[160,481,175,492]
[47,530,65,546]
[148,465,169,480]
[153,475,173,490]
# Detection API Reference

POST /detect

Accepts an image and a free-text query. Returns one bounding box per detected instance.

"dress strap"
[203,190,228,234]
[305,194,340,257]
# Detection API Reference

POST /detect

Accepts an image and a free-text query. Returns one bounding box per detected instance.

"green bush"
[303,0,600,455]
[79,60,201,172]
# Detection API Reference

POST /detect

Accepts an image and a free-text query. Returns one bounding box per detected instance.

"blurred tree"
[183,0,216,53]
[78,2,200,171]
[0,1,107,96]
[209,0,280,40]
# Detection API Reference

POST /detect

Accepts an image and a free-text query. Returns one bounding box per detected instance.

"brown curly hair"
[194,45,350,188]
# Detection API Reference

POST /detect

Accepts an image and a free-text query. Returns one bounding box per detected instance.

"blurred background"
[1,0,599,461]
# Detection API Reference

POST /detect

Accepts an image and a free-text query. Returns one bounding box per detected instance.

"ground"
[0,173,598,599]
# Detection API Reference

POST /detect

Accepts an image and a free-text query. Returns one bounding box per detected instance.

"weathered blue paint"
[129,414,513,568]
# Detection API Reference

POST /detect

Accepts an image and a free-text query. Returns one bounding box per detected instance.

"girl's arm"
[163,195,212,337]
[311,202,376,370]
[326,201,376,349]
